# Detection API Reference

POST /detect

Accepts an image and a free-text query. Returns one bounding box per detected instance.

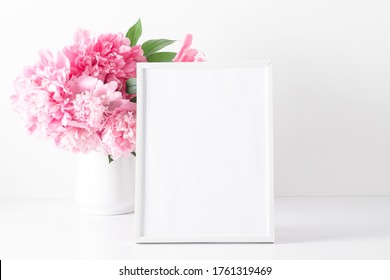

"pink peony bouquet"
[11,19,205,161]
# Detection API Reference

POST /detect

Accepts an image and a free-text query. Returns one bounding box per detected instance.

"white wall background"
[1,0,390,198]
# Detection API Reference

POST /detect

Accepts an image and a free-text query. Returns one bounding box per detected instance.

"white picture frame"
[135,61,274,243]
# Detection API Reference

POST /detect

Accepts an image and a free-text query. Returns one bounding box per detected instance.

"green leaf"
[108,155,114,164]
[126,19,142,47]
[142,39,175,58]
[147,52,177,62]
[130,96,137,103]
[126,78,137,94]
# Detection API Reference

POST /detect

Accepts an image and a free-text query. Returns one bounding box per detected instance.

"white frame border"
[135,61,274,243]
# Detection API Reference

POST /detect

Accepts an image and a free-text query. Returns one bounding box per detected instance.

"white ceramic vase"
[75,152,135,215]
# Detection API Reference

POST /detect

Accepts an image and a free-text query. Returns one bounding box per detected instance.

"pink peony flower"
[173,34,205,62]
[63,29,146,90]
[12,50,71,137]
[71,76,120,128]
[101,110,137,160]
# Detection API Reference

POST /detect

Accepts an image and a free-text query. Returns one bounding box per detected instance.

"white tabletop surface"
[0,197,389,259]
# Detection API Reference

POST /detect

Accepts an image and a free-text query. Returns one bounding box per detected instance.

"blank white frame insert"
[135,61,274,243]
